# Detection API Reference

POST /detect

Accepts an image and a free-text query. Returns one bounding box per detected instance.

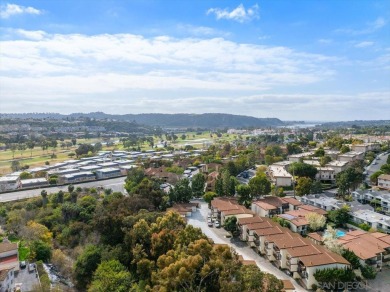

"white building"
[0,176,21,192]
[268,165,292,187]
[378,174,390,191]
[0,268,15,292]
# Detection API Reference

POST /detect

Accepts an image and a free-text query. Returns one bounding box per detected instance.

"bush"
[358,223,371,231]
[49,177,57,185]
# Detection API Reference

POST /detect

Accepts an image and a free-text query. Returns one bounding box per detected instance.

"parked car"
[214,221,220,228]
[19,261,26,269]
[28,263,35,273]
[207,220,213,227]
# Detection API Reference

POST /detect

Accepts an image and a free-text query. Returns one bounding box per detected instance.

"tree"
[89,260,133,292]
[323,226,344,254]
[30,240,52,262]
[169,178,192,203]
[320,155,332,167]
[93,142,103,152]
[26,140,35,157]
[336,168,363,198]
[328,205,351,227]
[340,145,350,154]
[295,177,313,197]
[361,264,377,279]
[314,267,355,288]
[380,164,390,174]
[314,147,325,157]
[203,192,217,204]
[286,143,302,155]
[21,221,52,244]
[289,162,318,179]
[223,216,237,234]
[341,249,361,270]
[11,160,21,172]
[19,171,32,179]
[305,212,326,231]
[71,138,77,146]
[41,190,48,206]
[237,184,252,208]
[68,184,75,193]
[191,173,206,197]
[311,181,323,194]
[74,245,102,290]
[248,174,271,197]
[370,171,384,185]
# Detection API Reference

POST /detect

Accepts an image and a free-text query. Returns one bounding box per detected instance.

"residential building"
[337,151,364,162]
[350,209,390,233]
[351,143,381,153]
[378,174,390,191]
[58,171,96,184]
[315,167,335,182]
[325,160,349,174]
[268,165,292,187]
[352,190,390,212]
[337,230,390,269]
[0,242,19,272]
[0,176,21,192]
[167,203,199,217]
[20,178,49,188]
[210,197,253,225]
[300,194,341,211]
[95,168,122,179]
[0,268,15,292]
[288,152,314,162]
[251,197,289,218]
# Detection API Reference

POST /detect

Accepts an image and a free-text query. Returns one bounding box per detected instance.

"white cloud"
[2,30,387,120]
[207,3,259,23]
[335,17,387,35]
[0,3,42,19]
[355,41,374,48]
[318,38,333,44]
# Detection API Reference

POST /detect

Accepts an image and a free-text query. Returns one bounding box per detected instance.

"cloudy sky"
[0,0,389,121]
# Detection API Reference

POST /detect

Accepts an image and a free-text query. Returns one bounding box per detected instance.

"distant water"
[280,123,321,129]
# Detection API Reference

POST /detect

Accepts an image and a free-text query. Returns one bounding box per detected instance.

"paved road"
[0,177,127,202]
[365,152,389,184]
[188,201,305,292]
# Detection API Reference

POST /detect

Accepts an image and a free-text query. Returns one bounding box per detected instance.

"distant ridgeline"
[319,120,390,128]
[0,112,285,128]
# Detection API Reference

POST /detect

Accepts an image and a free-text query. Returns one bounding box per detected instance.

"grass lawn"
[18,242,30,261]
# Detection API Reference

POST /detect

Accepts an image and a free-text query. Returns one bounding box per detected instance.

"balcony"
[273,250,281,260]
[298,263,308,279]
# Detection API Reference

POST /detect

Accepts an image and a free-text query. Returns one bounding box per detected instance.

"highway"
[0,176,127,202]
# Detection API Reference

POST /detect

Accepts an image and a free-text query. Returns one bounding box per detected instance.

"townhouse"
[238,218,351,290]
[351,143,381,153]
[337,151,364,163]
[251,197,290,217]
[288,152,314,162]
[378,174,390,191]
[352,190,390,212]
[337,230,390,269]
[0,242,19,272]
[325,160,349,174]
[268,165,293,187]
[210,197,253,225]
[350,209,390,233]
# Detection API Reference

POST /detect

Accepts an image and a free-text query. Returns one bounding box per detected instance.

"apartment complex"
[378,174,390,191]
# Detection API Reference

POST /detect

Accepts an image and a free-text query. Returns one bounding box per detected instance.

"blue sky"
[0,0,389,121]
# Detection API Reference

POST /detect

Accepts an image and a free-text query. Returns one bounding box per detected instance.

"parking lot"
[15,264,40,292]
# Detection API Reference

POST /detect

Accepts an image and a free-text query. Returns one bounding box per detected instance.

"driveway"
[364,266,390,292]
[365,152,389,184]
[188,201,305,292]
[15,266,40,292]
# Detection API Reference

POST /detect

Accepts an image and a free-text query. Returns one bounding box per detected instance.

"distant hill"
[0,112,284,128]
[319,120,390,128]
